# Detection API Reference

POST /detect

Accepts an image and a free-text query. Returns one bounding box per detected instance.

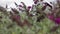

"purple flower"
[26,6,32,11]
[48,15,60,24]
[19,5,23,7]
[33,0,38,4]
[27,6,31,9]
[55,17,60,24]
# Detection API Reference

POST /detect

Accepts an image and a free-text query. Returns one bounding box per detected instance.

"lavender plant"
[0,0,60,34]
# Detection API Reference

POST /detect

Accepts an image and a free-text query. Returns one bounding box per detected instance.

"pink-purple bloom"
[19,5,23,7]
[55,17,60,24]
[27,6,31,10]
[48,15,60,24]
[26,6,32,11]
[33,0,38,4]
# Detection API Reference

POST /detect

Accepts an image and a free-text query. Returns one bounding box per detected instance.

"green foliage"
[0,11,60,34]
[0,1,60,34]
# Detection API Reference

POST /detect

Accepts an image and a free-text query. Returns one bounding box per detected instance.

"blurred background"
[0,0,60,34]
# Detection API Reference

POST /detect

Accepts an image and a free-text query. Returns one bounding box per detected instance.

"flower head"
[47,14,60,25]
[27,6,31,10]
[33,0,38,4]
